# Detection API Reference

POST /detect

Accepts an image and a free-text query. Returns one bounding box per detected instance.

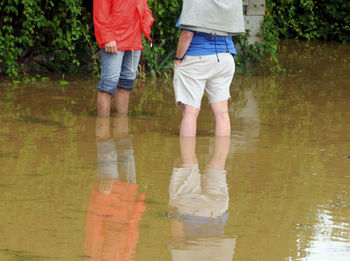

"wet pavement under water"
[0,40,349,261]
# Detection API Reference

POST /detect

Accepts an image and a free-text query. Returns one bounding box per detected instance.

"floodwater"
[0,40,349,261]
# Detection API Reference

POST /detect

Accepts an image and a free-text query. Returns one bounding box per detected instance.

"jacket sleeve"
[93,0,116,47]
[138,0,154,42]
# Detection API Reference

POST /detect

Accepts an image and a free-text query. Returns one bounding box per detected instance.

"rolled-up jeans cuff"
[98,79,118,94]
[118,78,135,90]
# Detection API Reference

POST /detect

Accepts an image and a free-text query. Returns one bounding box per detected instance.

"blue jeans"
[98,49,141,94]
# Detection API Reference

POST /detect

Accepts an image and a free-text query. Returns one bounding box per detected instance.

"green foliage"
[143,0,182,76]
[1,0,279,78]
[270,0,350,41]
[0,0,98,78]
[233,2,280,74]
[3,0,347,79]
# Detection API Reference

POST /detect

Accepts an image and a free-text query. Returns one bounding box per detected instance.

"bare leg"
[180,105,200,137]
[210,100,231,136]
[96,90,112,117]
[114,88,131,114]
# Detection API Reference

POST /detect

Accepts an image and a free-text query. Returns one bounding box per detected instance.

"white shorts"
[173,53,235,109]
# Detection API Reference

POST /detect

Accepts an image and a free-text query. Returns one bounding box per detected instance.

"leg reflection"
[84,116,145,261]
[169,136,235,261]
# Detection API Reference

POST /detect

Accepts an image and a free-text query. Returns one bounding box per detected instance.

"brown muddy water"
[0,40,349,261]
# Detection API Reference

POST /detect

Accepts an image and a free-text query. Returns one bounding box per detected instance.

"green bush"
[0,0,97,78]
[5,0,348,79]
[142,0,182,76]
[0,0,279,78]
[270,0,350,41]
[233,4,280,74]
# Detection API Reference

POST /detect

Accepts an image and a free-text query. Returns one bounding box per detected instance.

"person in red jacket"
[93,0,154,117]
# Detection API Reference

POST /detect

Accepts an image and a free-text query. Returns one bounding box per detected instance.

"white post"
[243,0,266,43]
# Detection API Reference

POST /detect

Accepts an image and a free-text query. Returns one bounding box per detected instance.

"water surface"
[0,40,349,261]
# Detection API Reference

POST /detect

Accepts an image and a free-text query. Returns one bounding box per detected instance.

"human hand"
[174,59,182,67]
[105,41,117,54]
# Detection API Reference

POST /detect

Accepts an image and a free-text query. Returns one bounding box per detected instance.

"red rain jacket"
[93,0,154,50]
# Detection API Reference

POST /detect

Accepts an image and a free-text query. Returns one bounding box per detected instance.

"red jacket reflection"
[93,0,154,49]
[85,182,146,261]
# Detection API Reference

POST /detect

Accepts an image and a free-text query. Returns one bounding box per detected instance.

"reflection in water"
[0,40,349,261]
[304,209,350,261]
[230,87,260,154]
[168,137,235,261]
[84,116,146,261]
